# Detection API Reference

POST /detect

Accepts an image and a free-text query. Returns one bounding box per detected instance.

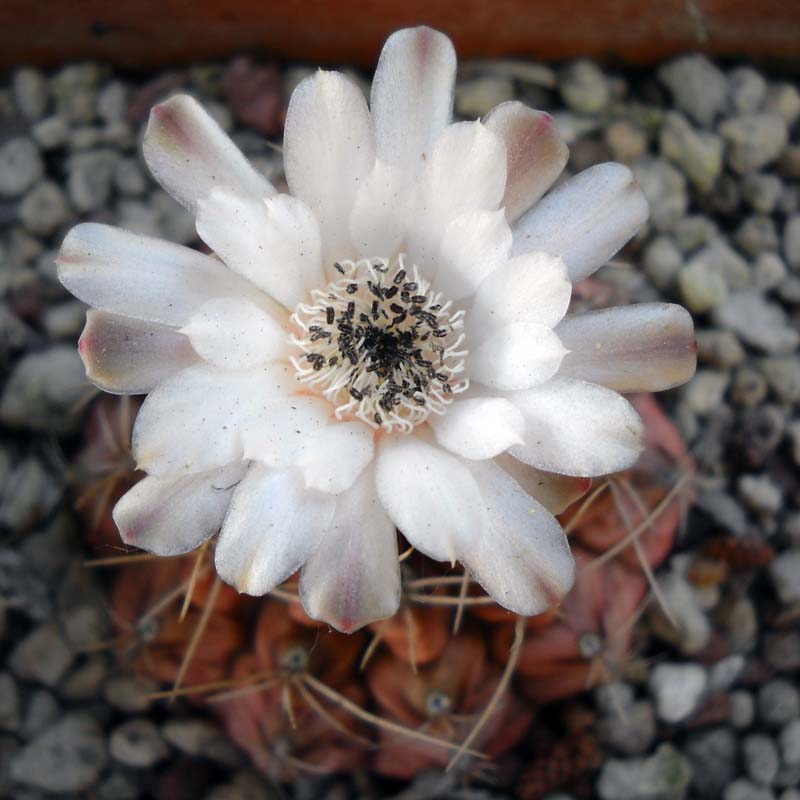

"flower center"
[290,256,468,433]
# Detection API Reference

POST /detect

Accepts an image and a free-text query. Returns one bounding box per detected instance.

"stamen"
[290,255,469,433]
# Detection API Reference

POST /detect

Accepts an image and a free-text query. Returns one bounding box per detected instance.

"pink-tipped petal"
[79,309,198,394]
[556,303,697,392]
[483,101,569,223]
[512,162,649,283]
[143,94,275,211]
[114,462,247,555]
[300,467,400,632]
[375,435,488,564]
[284,71,375,265]
[215,465,336,596]
[57,223,258,327]
[510,377,645,477]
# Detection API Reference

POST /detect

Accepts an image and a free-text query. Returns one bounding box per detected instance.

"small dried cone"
[517,731,603,800]
[494,548,647,704]
[368,634,533,779]
[563,393,694,571]
[72,396,143,553]
[111,558,245,688]
[215,653,369,782]
[255,599,363,689]
[701,535,776,570]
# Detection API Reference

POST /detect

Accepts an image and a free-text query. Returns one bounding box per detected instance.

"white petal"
[460,459,576,615]
[284,71,375,264]
[113,462,247,556]
[79,310,198,394]
[483,101,568,223]
[407,121,507,273]
[510,377,644,477]
[143,94,274,212]
[556,303,697,392]
[181,297,289,369]
[300,467,400,632]
[297,422,374,495]
[132,362,294,477]
[241,396,331,466]
[195,191,323,311]
[374,435,487,564]
[348,160,408,258]
[469,323,566,391]
[430,397,525,460]
[215,465,335,596]
[57,223,256,326]
[435,209,512,300]
[511,163,649,283]
[494,453,591,515]
[371,26,456,175]
[470,251,572,333]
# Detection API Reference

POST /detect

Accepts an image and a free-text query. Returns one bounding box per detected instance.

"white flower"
[57,27,696,632]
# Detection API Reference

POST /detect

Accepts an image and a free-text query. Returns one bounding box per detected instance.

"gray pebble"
[31,114,69,150]
[0,346,86,434]
[682,369,729,415]
[742,173,783,214]
[760,356,800,403]
[605,120,648,164]
[759,679,800,727]
[744,734,780,786]
[784,216,800,271]
[42,300,86,339]
[0,673,20,733]
[0,548,51,622]
[738,474,783,515]
[753,253,787,290]
[0,138,43,198]
[633,157,688,231]
[696,330,746,368]
[720,113,788,174]
[10,713,107,793]
[68,125,102,151]
[708,654,745,692]
[20,690,60,740]
[455,76,515,117]
[643,235,683,289]
[19,180,70,236]
[674,215,720,253]
[765,630,800,672]
[60,656,108,701]
[718,593,759,653]
[768,553,800,607]
[679,260,728,312]
[687,727,737,798]
[598,744,693,800]
[651,571,712,653]
[113,157,147,196]
[729,67,767,114]
[51,63,101,124]
[724,779,776,800]
[659,54,728,127]
[9,623,73,687]
[103,674,158,712]
[97,81,128,124]
[764,83,800,124]
[67,149,119,212]
[597,701,657,756]
[650,662,707,722]
[595,681,635,715]
[660,111,723,192]
[0,456,62,534]
[12,68,48,120]
[110,718,169,768]
[559,60,609,114]
[713,291,799,354]
[696,490,749,535]
[735,216,780,256]
[97,771,139,800]
[0,305,34,356]
[731,690,757,729]
[781,720,800,766]
[162,719,241,766]
[732,366,768,407]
